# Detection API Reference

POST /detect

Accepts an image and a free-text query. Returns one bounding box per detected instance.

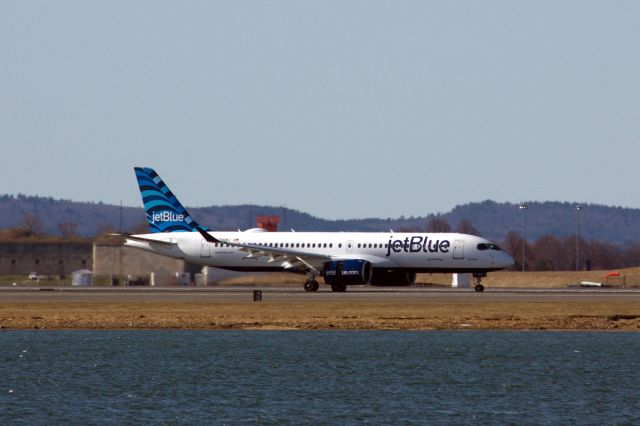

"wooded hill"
[0,195,638,246]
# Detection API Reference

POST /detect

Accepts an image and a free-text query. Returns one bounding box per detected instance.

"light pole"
[519,203,528,272]
[576,205,582,271]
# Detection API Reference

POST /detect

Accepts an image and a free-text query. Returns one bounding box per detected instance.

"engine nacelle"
[323,260,372,285]
[370,270,417,286]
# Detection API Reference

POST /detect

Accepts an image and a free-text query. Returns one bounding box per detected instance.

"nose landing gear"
[473,272,486,292]
[304,271,320,292]
[304,279,319,292]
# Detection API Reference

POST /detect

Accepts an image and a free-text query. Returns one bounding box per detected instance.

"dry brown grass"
[2,299,640,330]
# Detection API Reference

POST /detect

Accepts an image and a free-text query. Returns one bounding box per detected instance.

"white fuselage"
[124,229,513,274]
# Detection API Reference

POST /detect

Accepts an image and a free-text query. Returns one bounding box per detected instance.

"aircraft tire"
[304,280,319,292]
[474,284,485,292]
[331,283,347,292]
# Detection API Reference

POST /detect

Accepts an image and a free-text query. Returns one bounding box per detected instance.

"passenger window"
[338,243,342,248]
[330,243,333,248]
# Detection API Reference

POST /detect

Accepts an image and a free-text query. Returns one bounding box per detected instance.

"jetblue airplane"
[116,167,513,292]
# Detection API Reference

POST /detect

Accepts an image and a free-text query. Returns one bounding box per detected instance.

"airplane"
[115,167,514,292]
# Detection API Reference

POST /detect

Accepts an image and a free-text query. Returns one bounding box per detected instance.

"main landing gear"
[330,283,347,292]
[473,272,486,292]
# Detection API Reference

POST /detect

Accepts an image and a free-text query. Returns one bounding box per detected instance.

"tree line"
[502,231,640,271]
[0,213,147,241]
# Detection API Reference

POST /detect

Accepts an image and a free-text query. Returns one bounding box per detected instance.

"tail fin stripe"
[140,191,184,208]
[140,193,169,203]
[144,200,182,211]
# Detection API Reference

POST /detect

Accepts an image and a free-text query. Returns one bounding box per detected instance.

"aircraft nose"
[495,252,515,269]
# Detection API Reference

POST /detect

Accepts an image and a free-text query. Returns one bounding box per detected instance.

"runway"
[3,285,640,303]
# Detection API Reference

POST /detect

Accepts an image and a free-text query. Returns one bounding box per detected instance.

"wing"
[196,228,330,273]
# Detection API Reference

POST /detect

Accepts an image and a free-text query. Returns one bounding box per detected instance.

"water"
[1,331,639,425]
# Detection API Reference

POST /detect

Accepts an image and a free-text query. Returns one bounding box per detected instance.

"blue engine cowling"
[323,260,372,285]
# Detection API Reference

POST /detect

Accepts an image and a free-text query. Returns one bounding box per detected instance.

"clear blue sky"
[1,1,638,219]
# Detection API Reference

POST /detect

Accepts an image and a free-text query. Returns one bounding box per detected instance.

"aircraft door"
[201,241,211,258]
[453,240,465,259]
[347,240,354,253]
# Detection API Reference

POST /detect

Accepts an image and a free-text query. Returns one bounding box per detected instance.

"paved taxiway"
[3,286,640,303]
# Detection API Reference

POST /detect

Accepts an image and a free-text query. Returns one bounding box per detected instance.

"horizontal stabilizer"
[109,233,177,247]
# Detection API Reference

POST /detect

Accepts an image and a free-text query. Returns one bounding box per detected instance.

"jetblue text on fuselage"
[150,211,185,224]
[386,235,450,257]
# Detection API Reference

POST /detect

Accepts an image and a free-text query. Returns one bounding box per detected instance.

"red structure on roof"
[256,215,280,232]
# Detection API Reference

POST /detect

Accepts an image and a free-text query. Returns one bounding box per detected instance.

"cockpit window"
[477,243,502,251]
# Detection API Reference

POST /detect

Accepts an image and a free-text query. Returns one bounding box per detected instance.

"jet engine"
[322,260,372,285]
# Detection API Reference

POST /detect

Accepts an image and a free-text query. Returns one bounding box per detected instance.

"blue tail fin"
[134,167,206,233]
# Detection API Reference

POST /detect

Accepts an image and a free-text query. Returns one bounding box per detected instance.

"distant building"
[0,240,92,277]
[92,241,186,278]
